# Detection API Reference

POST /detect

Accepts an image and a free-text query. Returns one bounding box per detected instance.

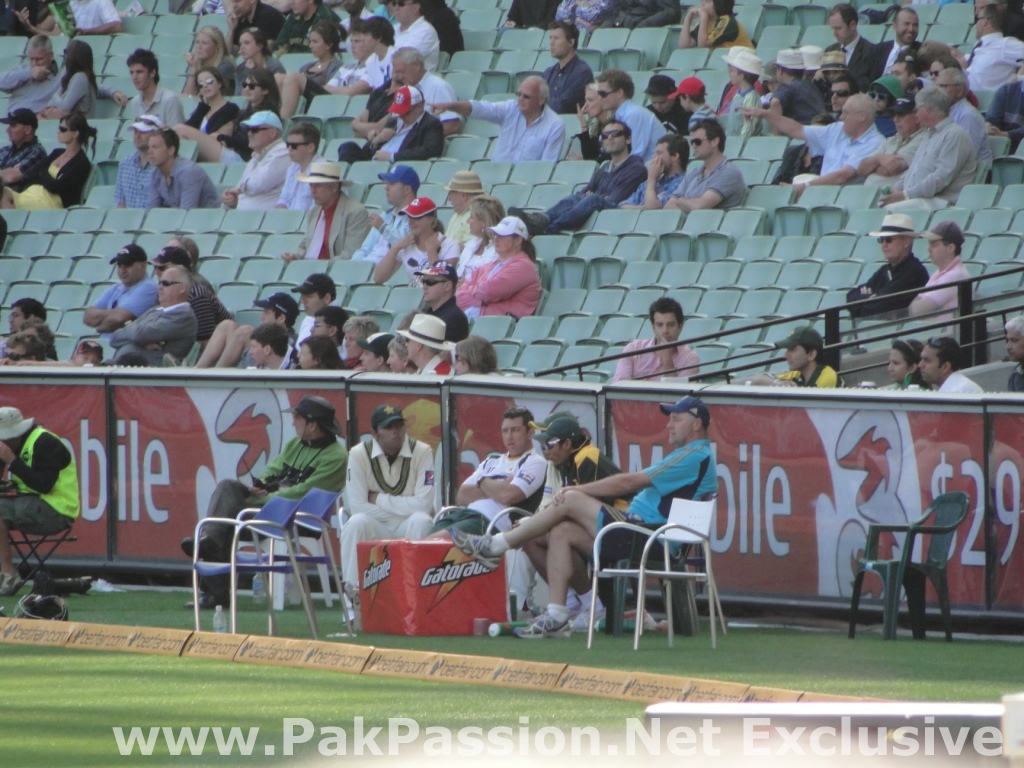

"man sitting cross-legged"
[451,396,717,639]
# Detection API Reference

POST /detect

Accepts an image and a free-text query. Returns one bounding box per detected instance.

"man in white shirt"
[390,0,440,71]
[109,49,185,126]
[340,404,435,608]
[957,4,1024,93]
[432,76,566,163]
[455,405,547,530]
[746,93,883,195]
[69,0,122,35]
[275,121,323,211]
[221,111,291,210]
[919,336,983,393]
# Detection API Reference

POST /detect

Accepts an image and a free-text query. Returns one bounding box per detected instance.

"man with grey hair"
[935,67,992,170]
[880,85,977,211]
[1006,315,1024,392]
[390,47,461,137]
[744,92,883,196]
[109,265,198,366]
[432,75,565,163]
[0,35,59,113]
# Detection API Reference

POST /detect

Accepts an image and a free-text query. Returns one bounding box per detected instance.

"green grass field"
[3,588,1023,767]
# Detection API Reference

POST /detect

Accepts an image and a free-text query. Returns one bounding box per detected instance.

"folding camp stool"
[9,527,77,582]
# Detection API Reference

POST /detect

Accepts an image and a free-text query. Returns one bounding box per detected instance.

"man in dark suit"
[825,3,882,92]
[874,6,921,83]
[336,85,444,163]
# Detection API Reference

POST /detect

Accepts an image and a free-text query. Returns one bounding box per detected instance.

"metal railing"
[542,263,1024,382]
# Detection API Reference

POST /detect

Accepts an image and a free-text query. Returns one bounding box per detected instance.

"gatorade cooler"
[357,539,507,635]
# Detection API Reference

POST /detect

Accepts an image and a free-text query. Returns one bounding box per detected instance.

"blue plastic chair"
[191,496,319,638]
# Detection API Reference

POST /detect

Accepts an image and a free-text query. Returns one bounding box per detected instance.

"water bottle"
[252,573,265,605]
[213,605,227,633]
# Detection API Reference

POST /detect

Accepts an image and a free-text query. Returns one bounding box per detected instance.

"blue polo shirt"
[628,439,717,524]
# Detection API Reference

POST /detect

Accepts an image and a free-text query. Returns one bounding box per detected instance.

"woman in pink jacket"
[456,216,542,319]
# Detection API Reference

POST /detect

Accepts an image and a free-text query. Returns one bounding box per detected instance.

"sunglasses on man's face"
[600,129,625,140]
[420,280,444,287]
[690,138,704,146]
[286,141,312,149]
[831,89,851,98]
[247,126,270,133]
[242,81,259,89]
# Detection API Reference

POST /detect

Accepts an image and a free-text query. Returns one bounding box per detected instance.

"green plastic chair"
[848,491,970,642]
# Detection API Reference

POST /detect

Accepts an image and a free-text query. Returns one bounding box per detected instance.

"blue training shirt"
[628,439,717,524]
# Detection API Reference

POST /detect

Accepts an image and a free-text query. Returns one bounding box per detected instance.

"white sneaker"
[570,609,605,633]
[513,612,572,639]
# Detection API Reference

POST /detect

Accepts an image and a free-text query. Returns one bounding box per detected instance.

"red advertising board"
[990,411,1024,609]
[451,392,599,486]
[610,399,988,607]
[0,382,108,559]
[112,385,346,561]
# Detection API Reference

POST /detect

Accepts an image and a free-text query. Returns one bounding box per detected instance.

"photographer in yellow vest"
[0,407,79,597]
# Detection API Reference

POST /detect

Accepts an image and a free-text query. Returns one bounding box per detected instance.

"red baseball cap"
[400,197,437,218]
[671,77,706,99]
[388,85,424,116]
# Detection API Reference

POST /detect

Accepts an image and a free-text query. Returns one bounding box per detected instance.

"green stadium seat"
[491,182,530,209]
[733,287,785,319]
[462,28,498,51]
[664,48,709,72]
[843,208,886,236]
[509,315,555,346]
[777,259,823,289]
[973,234,1022,266]
[539,287,586,316]
[591,208,640,235]
[924,24,968,46]
[774,286,827,317]
[627,27,672,68]
[237,258,285,286]
[798,23,834,48]
[698,259,743,289]
[346,284,390,314]
[445,135,491,162]
[197,257,239,287]
[328,259,374,288]
[617,286,667,316]
[817,260,865,291]
[459,8,503,29]
[469,315,514,341]
[626,209,676,239]
[739,259,783,288]
[658,260,703,288]
[692,342,734,373]
[957,184,1000,212]
[497,27,545,50]
[613,261,662,289]
[217,234,264,258]
[47,281,90,310]
[508,343,562,376]
[597,316,646,344]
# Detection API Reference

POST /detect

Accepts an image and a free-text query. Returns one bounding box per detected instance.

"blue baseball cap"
[378,165,420,192]
[659,396,710,428]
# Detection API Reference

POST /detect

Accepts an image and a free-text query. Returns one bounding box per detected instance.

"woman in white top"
[456,195,504,283]
[373,197,460,286]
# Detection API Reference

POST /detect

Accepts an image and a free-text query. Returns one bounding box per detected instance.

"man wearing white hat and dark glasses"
[0,407,79,597]
[282,162,370,262]
[845,213,929,319]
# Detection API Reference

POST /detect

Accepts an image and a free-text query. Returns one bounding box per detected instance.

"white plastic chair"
[587,497,726,650]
